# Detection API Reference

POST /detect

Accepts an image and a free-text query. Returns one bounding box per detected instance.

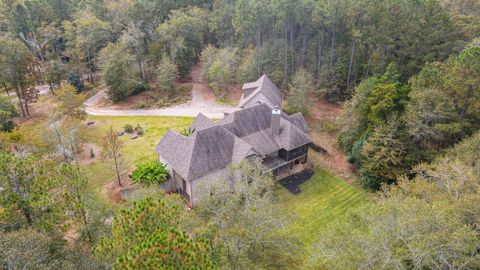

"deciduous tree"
[101,126,124,186]
[286,69,314,115]
[156,56,178,99]
[195,160,302,269]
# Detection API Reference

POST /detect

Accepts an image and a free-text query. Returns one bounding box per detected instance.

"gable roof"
[155,124,252,181]
[238,75,282,108]
[156,81,311,181]
[219,103,311,156]
[190,113,215,131]
[283,112,309,132]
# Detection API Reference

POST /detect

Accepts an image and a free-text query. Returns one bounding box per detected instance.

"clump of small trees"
[286,69,314,115]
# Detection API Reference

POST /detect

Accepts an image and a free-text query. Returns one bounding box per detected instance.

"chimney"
[271,106,281,136]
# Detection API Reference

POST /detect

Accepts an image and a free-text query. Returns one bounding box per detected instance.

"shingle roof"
[219,103,311,156]
[155,124,252,181]
[238,75,282,108]
[190,113,215,130]
[284,112,309,132]
[156,76,311,182]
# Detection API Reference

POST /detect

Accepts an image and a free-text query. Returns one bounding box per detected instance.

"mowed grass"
[275,168,369,246]
[82,116,193,189]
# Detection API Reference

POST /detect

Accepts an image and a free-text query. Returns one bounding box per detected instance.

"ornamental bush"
[123,124,134,133]
[131,161,169,186]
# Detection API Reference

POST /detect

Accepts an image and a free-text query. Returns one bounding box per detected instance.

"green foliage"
[156,7,207,77]
[131,161,169,186]
[0,153,62,229]
[195,160,302,269]
[365,83,410,125]
[44,58,65,89]
[0,229,71,269]
[66,72,84,92]
[101,43,143,102]
[114,227,216,270]
[180,127,195,136]
[0,228,105,269]
[237,47,257,83]
[314,132,480,269]
[64,13,112,76]
[358,119,410,189]
[201,45,239,97]
[0,35,36,117]
[123,124,134,133]
[286,69,314,115]
[95,196,214,268]
[156,56,178,98]
[0,96,18,132]
[54,83,85,120]
[135,124,144,136]
[57,163,110,243]
[405,41,480,150]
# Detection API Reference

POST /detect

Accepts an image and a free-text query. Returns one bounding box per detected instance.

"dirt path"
[307,99,358,184]
[84,65,238,118]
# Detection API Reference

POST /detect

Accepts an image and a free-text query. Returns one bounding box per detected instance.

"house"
[155,75,311,205]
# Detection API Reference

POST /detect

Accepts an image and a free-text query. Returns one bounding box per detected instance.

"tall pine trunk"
[300,31,307,69]
[290,27,295,75]
[347,41,356,86]
[316,31,325,81]
[328,5,339,78]
[284,21,288,86]
[365,51,373,78]
[4,83,10,96]
[14,86,26,117]
[114,155,121,186]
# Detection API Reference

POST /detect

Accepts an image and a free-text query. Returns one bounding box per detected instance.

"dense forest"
[0,0,480,269]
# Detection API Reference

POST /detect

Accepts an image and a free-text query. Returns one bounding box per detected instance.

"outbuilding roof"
[238,75,282,108]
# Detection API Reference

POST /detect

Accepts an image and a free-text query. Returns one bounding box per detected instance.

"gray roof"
[284,112,309,132]
[239,75,282,108]
[190,113,215,131]
[220,104,311,155]
[155,125,252,181]
[156,77,311,182]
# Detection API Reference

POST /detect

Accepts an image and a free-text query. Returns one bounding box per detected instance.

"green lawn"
[275,168,369,246]
[82,115,193,189]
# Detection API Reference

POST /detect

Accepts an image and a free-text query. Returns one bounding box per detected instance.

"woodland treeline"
[0,0,479,105]
[1,0,480,269]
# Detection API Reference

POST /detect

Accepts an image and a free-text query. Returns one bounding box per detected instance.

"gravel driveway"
[84,67,238,119]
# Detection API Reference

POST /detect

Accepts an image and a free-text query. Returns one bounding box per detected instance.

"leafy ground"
[275,168,369,247]
[81,115,193,189]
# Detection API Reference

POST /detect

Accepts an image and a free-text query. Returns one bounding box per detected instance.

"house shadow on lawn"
[279,169,315,194]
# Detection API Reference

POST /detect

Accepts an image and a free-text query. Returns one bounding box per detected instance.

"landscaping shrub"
[132,82,148,95]
[0,96,18,132]
[135,124,144,135]
[131,161,169,186]
[123,124,134,133]
[180,128,195,136]
[67,72,84,92]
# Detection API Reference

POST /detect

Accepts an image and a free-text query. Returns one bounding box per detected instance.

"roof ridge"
[185,125,238,180]
[184,131,198,179]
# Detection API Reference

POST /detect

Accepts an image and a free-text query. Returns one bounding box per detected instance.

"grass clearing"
[82,115,193,189]
[275,168,369,247]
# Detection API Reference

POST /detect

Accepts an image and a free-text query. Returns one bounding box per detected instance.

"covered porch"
[263,154,308,181]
